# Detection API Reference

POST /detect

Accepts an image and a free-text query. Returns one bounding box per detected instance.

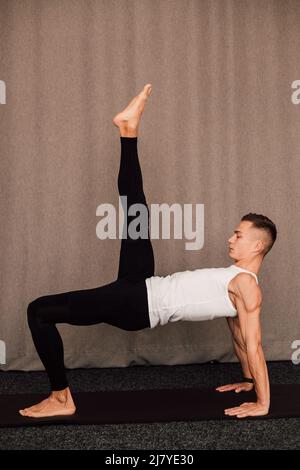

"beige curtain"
[1,0,299,372]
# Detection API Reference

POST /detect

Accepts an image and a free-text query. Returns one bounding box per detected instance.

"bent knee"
[27,296,47,327]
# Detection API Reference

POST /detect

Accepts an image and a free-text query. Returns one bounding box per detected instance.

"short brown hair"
[241,213,277,256]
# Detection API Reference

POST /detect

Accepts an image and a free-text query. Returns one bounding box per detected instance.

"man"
[20,84,276,419]
[216,213,276,418]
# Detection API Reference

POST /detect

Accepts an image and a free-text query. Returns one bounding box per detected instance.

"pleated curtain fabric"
[0,0,299,372]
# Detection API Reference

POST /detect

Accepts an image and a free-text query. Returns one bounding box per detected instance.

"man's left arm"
[224,274,270,418]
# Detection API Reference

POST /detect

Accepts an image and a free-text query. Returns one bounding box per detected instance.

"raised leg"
[112,84,155,281]
[117,136,155,281]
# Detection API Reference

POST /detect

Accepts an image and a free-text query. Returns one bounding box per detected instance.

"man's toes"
[144,84,152,96]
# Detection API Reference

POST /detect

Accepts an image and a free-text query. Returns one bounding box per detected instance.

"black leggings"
[27,137,155,391]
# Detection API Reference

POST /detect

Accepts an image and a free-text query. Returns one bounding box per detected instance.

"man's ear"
[254,239,264,254]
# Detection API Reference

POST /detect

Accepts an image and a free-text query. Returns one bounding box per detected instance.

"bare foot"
[19,387,76,418]
[112,83,152,133]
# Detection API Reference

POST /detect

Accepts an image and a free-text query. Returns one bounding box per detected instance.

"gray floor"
[0,361,299,450]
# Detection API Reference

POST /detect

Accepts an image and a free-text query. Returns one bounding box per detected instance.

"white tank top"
[145,264,259,329]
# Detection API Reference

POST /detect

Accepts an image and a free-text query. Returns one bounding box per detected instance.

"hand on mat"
[224,401,269,418]
[216,382,254,393]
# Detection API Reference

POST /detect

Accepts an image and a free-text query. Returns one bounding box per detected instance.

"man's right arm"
[228,317,253,380]
[216,317,254,393]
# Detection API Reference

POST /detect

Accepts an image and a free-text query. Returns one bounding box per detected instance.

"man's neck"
[233,257,263,276]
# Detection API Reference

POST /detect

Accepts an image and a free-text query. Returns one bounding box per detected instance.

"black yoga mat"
[0,384,299,427]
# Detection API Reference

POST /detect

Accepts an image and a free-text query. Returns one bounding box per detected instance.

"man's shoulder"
[234,271,258,285]
[234,273,262,311]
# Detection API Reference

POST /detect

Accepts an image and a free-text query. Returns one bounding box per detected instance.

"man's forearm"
[246,345,270,407]
[233,340,252,379]
[228,319,253,379]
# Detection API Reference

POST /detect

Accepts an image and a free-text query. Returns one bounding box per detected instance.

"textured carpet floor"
[0,361,299,449]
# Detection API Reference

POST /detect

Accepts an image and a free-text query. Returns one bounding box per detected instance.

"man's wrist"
[242,376,255,384]
[257,400,270,409]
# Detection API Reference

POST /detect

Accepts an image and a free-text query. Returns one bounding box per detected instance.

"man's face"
[228,220,265,261]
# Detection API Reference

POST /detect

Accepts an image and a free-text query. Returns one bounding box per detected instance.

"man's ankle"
[51,388,68,400]
[120,132,138,138]
[119,125,138,138]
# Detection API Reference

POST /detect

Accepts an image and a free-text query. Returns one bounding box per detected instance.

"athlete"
[19,84,277,419]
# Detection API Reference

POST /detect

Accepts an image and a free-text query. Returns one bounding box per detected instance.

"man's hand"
[216,382,254,393]
[224,401,269,418]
